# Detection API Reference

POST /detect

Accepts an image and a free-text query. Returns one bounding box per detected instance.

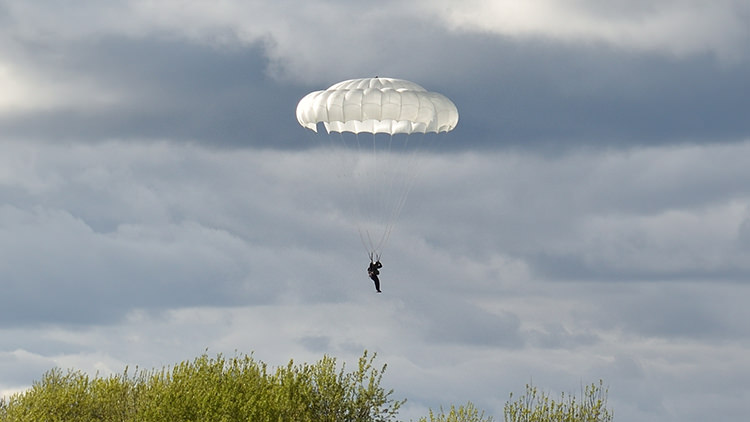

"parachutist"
[367,260,383,293]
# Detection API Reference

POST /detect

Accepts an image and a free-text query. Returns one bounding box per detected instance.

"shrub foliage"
[418,402,494,422]
[1,351,613,422]
[418,381,612,422]
[0,350,404,422]
[503,381,612,422]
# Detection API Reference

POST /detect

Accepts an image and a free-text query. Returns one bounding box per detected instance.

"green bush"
[0,351,613,422]
[503,381,612,422]
[417,402,494,422]
[0,350,404,422]
[418,381,612,422]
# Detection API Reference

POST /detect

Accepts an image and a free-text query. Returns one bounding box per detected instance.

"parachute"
[296,77,458,259]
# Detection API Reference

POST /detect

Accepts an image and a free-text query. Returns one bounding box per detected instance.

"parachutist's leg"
[371,275,381,293]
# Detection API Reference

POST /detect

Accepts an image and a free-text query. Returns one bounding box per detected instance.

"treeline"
[0,351,612,422]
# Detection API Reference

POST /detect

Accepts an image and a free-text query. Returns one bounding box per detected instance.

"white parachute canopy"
[296,77,458,259]
[296,77,458,135]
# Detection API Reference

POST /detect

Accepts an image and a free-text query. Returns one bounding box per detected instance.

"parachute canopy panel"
[296,77,459,135]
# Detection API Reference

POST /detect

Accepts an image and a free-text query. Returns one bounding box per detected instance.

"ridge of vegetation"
[0,351,612,422]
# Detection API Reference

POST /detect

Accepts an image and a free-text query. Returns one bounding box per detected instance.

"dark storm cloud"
[440,33,750,150]
[3,14,750,151]
[0,36,305,147]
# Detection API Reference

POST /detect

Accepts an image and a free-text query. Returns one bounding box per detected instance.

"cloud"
[4,137,749,333]
[0,34,305,146]
[0,141,362,326]
[0,349,53,394]
[3,1,750,148]
[399,143,750,283]
[429,0,750,61]
[8,0,746,77]
[0,204,273,325]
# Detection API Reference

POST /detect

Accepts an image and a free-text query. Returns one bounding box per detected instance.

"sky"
[2,1,750,420]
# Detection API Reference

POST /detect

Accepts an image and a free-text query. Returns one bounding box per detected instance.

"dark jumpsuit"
[367,261,383,292]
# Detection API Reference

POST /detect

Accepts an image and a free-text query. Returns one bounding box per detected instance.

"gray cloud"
[526,322,600,349]
[0,349,54,393]
[409,293,523,348]
[0,142,360,326]
[2,3,750,150]
[440,35,750,149]
[0,36,304,147]
[401,143,750,284]
[6,138,748,331]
